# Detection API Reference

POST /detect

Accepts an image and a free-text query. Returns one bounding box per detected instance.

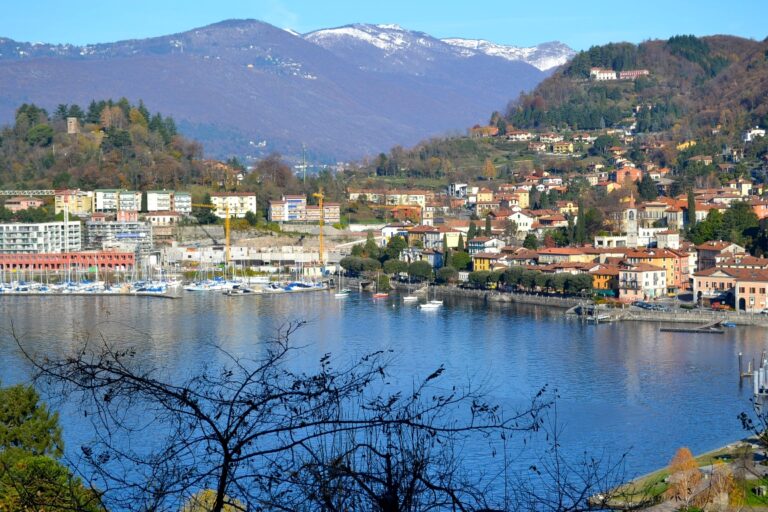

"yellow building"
[676,140,696,151]
[552,141,574,154]
[54,189,93,215]
[476,188,494,203]
[556,201,578,216]
[590,264,620,291]
[472,252,502,271]
[512,191,530,209]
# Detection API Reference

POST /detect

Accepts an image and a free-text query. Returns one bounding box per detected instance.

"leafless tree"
[17,322,625,511]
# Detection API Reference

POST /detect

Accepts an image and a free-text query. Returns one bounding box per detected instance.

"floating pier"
[660,320,724,334]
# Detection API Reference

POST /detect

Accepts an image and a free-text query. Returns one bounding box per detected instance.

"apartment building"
[210,193,257,219]
[0,222,82,254]
[55,189,93,216]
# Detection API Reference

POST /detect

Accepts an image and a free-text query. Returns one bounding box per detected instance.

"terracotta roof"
[694,267,768,281]
[473,252,502,259]
[625,249,677,259]
[537,247,587,255]
[622,263,665,273]
[695,241,740,251]
[590,264,621,276]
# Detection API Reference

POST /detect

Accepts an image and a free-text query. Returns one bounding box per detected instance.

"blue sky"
[1,0,766,50]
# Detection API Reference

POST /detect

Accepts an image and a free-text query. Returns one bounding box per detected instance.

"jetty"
[659,320,724,334]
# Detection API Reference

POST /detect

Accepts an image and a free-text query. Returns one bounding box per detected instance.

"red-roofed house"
[696,241,745,271]
[537,247,594,265]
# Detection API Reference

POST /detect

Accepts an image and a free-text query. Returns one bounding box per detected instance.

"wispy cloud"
[260,0,300,31]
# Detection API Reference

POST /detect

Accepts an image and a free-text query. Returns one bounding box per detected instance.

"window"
[751,287,756,294]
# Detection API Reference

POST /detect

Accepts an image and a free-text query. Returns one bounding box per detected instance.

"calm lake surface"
[0,290,763,481]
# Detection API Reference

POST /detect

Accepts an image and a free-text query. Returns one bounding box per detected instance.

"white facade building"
[94,190,142,212]
[173,192,192,215]
[0,222,82,254]
[210,193,258,219]
[146,191,173,212]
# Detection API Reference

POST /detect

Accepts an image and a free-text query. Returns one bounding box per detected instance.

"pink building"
[4,196,44,213]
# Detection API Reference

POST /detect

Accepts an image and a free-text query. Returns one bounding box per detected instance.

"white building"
[210,193,258,219]
[146,191,174,212]
[590,67,617,81]
[144,211,183,226]
[507,210,534,233]
[743,127,766,143]
[93,190,142,212]
[0,222,82,254]
[173,192,192,215]
[619,263,667,301]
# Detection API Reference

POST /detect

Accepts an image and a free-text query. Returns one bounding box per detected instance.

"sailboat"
[334,268,350,298]
[402,275,418,302]
[419,284,442,309]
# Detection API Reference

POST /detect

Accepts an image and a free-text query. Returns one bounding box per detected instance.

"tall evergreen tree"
[687,189,697,229]
[485,215,492,236]
[638,173,658,201]
[575,200,586,244]
[442,234,451,269]
[467,222,478,241]
[457,234,465,252]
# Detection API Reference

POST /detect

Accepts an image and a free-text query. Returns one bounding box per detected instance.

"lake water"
[0,290,762,484]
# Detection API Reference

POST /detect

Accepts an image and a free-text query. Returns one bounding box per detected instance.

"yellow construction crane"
[312,189,325,267]
[191,203,231,266]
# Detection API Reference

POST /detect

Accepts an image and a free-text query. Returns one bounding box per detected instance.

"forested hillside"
[506,35,768,137]
[0,99,204,190]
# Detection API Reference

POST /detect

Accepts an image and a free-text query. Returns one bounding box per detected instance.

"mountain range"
[0,20,574,161]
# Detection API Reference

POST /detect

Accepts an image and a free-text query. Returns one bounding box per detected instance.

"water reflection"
[0,292,761,480]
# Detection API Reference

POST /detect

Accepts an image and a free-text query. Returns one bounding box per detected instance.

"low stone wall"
[621,308,768,326]
[426,285,582,308]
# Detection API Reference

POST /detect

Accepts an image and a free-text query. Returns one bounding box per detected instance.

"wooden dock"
[660,320,724,334]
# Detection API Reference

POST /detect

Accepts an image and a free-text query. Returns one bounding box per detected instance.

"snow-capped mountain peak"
[442,38,575,71]
[304,23,435,54]
[304,24,574,72]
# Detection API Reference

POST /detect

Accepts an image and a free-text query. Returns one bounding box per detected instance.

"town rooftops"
[695,241,740,251]
[473,252,503,259]
[625,249,678,259]
[590,264,621,276]
[694,267,768,282]
[622,263,665,273]
[537,247,587,255]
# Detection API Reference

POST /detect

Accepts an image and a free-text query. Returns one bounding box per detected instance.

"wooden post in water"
[740,352,743,380]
